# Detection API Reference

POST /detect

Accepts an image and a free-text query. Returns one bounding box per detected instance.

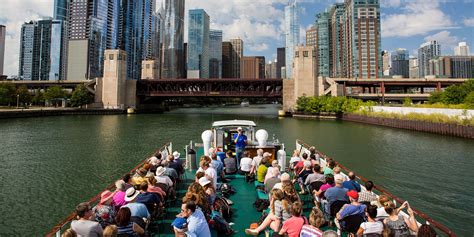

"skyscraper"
[187,9,210,79]
[276,47,286,79]
[418,40,441,78]
[306,26,317,47]
[230,38,243,78]
[285,0,300,79]
[222,42,233,78]
[454,42,470,56]
[241,56,265,79]
[344,0,382,78]
[0,25,5,76]
[19,18,67,80]
[209,30,223,78]
[53,0,68,21]
[330,3,345,78]
[390,48,409,78]
[382,50,390,76]
[409,57,419,78]
[316,11,330,77]
[162,0,185,79]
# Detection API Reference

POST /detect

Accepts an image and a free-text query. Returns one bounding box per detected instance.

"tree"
[44,86,67,107]
[443,85,467,104]
[403,97,413,106]
[32,89,45,106]
[70,85,94,108]
[16,85,32,106]
[0,83,16,106]
[428,91,444,104]
[465,91,474,109]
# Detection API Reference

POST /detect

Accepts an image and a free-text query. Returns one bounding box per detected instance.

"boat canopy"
[212,120,256,128]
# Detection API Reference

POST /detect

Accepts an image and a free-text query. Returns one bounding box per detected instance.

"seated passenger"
[71,202,103,237]
[155,166,174,188]
[161,159,178,182]
[122,174,133,191]
[174,201,211,237]
[323,160,336,177]
[92,190,116,228]
[358,181,377,206]
[122,187,150,228]
[199,177,216,204]
[265,160,280,183]
[136,182,162,215]
[197,156,218,189]
[170,151,185,175]
[335,190,366,232]
[256,157,269,183]
[239,151,253,174]
[183,182,212,216]
[250,149,264,175]
[289,150,302,169]
[300,207,325,237]
[305,164,325,193]
[103,225,117,237]
[273,172,291,190]
[115,207,145,236]
[342,172,361,192]
[224,150,237,174]
[324,174,349,216]
[313,174,335,199]
[113,180,128,209]
[131,168,148,186]
[210,152,225,181]
[265,168,281,194]
[374,195,391,221]
[279,202,306,237]
[383,201,418,235]
[146,176,166,200]
[357,205,384,236]
[294,153,309,175]
[245,189,291,235]
[417,224,437,237]
[295,161,312,194]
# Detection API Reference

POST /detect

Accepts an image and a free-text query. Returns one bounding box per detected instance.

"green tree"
[403,97,412,106]
[32,89,45,106]
[443,85,467,104]
[16,85,32,106]
[44,86,67,107]
[465,91,474,109]
[70,85,94,108]
[428,91,444,104]
[0,83,16,106]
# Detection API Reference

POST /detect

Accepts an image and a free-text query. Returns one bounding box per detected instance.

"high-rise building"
[162,0,185,79]
[241,56,265,79]
[230,38,243,78]
[19,18,67,80]
[429,56,474,78]
[285,0,300,79]
[53,0,68,21]
[316,11,330,77]
[418,40,441,78]
[209,30,222,78]
[277,48,286,79]
[344,0,382,78]
[330,3,345,78]
[390,48,409,78]
[306,26,317,47]
[0,25,5,76]
[265,60,278,79]
[222,42,233,78]
[187,9,210,79]
[454,42,470,56]
[293,46,319,98]
[382,50,390,76]
[409,57,419,78]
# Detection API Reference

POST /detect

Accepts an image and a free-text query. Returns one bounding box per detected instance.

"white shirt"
[360,221,384,234]
[289,156,301,164]
[155,175,173,187]
[240,157,253,172]
[198,167,217,189]
[252,156,263,170]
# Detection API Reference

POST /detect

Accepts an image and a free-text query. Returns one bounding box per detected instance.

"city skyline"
[0,0,473,77]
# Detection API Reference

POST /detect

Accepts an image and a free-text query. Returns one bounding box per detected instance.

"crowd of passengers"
[61,147,439,237]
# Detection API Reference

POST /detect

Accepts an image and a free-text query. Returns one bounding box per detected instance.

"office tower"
[277,47,286,79]
[418,40,441,78]
[285,0,300,79]
[209,30,222,78]
[162,0,185,79]
[316,11,330,77]
[409,57,419,78]
[0,25,5,76]
[230,38,243,78]
[265,60,278,78]
[306,26,317,47]
[429,56,474,78]
[53,0,68,21]
[390,48,409,78]
[330,3,345,78]
[454,42,470,56]
[344,0,382,78]
[187,9,210,79]
[19,18,67,80]
[67,0,111,80]
[222,42,233,78]
[241,56,265,79]
[382,50,390,76]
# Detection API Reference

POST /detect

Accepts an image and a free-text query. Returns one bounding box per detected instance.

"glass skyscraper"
[285,0,300,79]
[53,0,68,21]
[162,0,185,79]
[19,18,67,80]
[187,9,210,79]
[209,30,222,78]
[391,48,409,78]
[316,11,330,77]
[418,40,441,78]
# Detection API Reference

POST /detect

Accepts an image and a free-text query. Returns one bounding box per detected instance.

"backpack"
[253,199,270,212]
[209,211,234,235]
[214,196,233,220]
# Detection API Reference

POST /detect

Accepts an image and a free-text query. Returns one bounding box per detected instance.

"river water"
[0,105,472,235]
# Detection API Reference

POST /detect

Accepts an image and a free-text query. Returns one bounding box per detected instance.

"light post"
[16,94,20,108]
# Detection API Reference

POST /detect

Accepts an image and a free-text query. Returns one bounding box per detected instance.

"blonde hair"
[61,229,77,237]
[333,166,341,174]
[103,225,118,237]
[309,207,325,228]
[270,189,285,214]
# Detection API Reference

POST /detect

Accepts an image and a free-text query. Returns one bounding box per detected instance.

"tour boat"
[240,100,250,107]
[47,120,455,237]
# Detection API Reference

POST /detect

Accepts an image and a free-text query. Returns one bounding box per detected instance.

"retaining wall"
[0,109,126,119]
[342,113,474,139]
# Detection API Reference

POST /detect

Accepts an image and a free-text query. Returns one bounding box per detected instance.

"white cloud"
[464,18,474,27]
[382,0,455,37]
[424,30,461,54]
[0,0,53,76]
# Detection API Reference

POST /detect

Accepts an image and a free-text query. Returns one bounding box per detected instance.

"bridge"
[137,78,283,98]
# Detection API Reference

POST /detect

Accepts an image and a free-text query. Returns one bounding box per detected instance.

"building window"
[146,64,150,69]
[295,51,299,58]
[109,54,114,60]
[303,51,309,57]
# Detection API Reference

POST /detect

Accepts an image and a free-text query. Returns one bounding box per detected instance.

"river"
[0,105,472,235]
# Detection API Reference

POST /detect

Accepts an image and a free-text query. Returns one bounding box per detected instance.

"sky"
[0,0,473,76]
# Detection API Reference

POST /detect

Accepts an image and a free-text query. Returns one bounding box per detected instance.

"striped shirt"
[299,225,323,237]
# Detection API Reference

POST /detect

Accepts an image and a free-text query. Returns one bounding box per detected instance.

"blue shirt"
[343,180,361,192]
[324,186,349,206]
[211,159,224,176]
[339,204,366,219]
[123,203,150,219]
[186,209,211,237]
[234,134,247,148]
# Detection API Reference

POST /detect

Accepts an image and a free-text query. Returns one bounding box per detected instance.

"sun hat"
[347,190,359,200]
[137,168,147,177]
[198,177,211,187]
[149,156,160,166]
[237,127,243,131]
[156,166,166,176]
[173,151,180,159]
[124,187,140,202]
[100,190,114,204]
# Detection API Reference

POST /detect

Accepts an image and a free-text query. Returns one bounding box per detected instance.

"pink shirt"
[280,216,305,237]
[112,191,127,207]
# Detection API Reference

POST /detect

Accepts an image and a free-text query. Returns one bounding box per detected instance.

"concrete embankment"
[0,108,126,119]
